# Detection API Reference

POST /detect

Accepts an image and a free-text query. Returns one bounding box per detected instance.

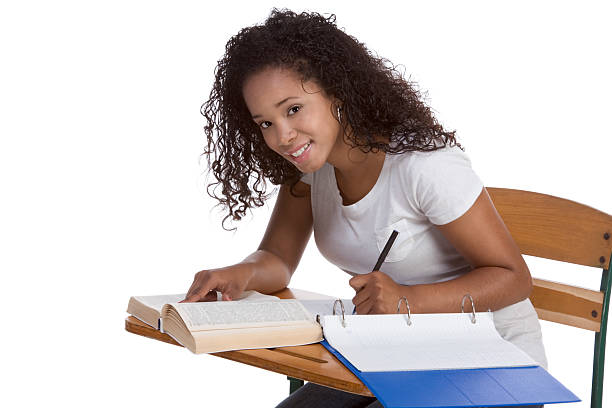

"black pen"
[353,229,399,314]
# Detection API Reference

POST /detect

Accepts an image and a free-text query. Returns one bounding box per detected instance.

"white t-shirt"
[300,145,548,367]
[300,145,483,284]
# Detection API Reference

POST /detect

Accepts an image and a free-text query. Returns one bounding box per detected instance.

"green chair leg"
[287,376,304,394]
[592,263,610,408]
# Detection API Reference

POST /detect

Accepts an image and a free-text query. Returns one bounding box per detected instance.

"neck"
[332,147,385,183]
[329,138,386,205]
[328,131,386,182]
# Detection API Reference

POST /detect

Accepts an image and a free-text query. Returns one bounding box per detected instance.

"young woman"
[182,9,546,407]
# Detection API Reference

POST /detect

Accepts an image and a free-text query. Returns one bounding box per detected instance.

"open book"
[126,293,333,354]
[161,299,323,354]
[126,291,278,329]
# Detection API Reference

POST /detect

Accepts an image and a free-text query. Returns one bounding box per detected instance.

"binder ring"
[333,299,347,328]
[397,296,412,326]
[461,294,477,324]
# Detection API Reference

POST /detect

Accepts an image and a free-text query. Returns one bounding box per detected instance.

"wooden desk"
[124,288,373,397]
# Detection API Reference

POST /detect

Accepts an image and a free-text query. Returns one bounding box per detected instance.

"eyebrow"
[251,96,300,119]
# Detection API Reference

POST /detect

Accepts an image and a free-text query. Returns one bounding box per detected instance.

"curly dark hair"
[201,8,462,229]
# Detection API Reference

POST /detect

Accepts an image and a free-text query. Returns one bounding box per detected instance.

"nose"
[275,121,297,147]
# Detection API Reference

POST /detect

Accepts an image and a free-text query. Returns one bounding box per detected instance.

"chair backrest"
[487,187,612,408]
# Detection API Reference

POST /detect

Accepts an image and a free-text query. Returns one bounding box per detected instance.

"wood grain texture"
[125,287,372,396]
[487,187,612,269]
[530,278,603,331]
[125,316,371,395]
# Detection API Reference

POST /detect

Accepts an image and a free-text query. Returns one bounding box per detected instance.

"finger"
[183,277,219,302]
[180,294,197,303]
[181,284,201,302]
[182,288,218,303]
[182,272,208,302]
[221,283,245,301]
[200,290,217,302]
[356,298,374,315]
[348,274,369,291]
[181,282,199,302]
[352,294,369,314]
[194,272,222,300]
[352,287,370,309]
[181,288,206,302]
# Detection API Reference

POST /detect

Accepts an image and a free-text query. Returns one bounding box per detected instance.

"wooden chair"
[487,187,611,408]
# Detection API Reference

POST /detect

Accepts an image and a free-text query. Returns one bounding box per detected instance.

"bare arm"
[350,187,533,313]
[182,181,312,301]
[243,180,313,293]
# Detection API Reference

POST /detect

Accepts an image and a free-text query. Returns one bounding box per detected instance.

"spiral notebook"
[317,298,579,408]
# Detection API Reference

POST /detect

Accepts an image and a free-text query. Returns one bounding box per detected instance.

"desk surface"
[124,287,372,396]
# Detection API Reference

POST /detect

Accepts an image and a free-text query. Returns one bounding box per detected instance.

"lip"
[289,142,312,165]
[284,142,310,156]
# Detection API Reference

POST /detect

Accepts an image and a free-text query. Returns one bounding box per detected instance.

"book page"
[321,312,537,372]
[134,294,186,311]
[174,299,314,331]
[134,290,278,312]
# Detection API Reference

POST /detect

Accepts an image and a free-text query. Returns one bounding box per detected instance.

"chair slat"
[487,187,612,269]
[530,278,603,331]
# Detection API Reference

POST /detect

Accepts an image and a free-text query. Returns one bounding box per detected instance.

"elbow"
[513,262,533,301]
[282,269,293,289]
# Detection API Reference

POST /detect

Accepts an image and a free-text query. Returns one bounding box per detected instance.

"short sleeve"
[413,147,484,225]
[300,172,313,185]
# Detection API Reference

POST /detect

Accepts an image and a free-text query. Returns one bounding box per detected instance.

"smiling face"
[242,67,347,174]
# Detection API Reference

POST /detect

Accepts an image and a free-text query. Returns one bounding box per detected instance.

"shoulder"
[389,145,474,183]
[388,145,484,225]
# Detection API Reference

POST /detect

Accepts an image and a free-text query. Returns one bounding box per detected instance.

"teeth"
[291,142,310,158]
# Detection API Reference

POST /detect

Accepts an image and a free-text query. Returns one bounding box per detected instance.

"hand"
[349,271,405,314]
[180,263,254,303]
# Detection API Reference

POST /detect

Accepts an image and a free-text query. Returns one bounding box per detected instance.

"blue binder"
[321,340,580,408]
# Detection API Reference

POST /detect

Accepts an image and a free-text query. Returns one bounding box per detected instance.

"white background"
[1,1,610,407]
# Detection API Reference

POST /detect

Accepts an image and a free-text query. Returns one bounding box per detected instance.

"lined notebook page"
[320,312,537,372]
[298,299,353,318]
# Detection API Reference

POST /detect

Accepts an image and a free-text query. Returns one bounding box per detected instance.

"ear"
[330,98,343,120]
[332,96,343,108]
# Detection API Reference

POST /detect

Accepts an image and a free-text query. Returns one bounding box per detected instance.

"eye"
[258,105,301,129]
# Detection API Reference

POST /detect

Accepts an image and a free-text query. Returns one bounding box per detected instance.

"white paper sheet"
[321,312,537,372]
